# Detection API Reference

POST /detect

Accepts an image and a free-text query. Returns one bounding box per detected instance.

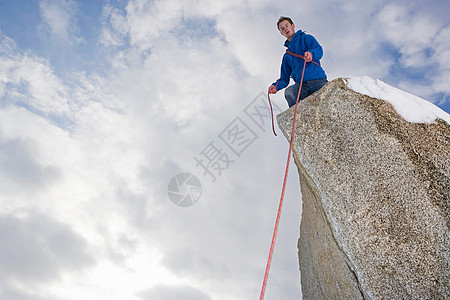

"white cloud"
[39,0,82,44]
[124,0,184,49]
[0,33,70,117]
[375,3,439,67]
[430,25,450,94]
[372,1,450,101]
[99,4,130,47]
[138,284,212,300]
[0,211,94,299]
[0,212,94,282]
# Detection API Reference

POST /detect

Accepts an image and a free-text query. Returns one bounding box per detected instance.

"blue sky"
[0,0,116,76]
[0,1,449,300]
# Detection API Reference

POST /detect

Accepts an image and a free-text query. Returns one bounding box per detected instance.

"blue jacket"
[273,30,327,90]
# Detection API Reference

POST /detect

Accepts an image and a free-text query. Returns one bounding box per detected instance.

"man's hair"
[277,16,293,30]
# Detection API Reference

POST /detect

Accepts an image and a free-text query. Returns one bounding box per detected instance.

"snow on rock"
[345,76,450,124]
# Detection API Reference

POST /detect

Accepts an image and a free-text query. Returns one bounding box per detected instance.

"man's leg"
[285,83,309,107]
[304,78,328,96]
[284,83,299,107]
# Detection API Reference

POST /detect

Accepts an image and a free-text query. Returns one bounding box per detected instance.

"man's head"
[277,16,295,40]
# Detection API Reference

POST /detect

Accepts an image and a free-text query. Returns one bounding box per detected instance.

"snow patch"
[345,76,450,124]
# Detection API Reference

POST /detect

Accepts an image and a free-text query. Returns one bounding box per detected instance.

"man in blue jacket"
[268,17,327,107]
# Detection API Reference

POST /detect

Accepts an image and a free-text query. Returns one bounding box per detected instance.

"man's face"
[278,20,295,40]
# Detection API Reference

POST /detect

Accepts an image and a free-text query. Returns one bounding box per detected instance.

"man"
[268,16,327,107]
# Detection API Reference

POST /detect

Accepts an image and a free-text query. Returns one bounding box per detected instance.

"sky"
[0,0,449,299]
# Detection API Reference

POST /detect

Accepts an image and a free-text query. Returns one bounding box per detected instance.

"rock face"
[277,78,449,299]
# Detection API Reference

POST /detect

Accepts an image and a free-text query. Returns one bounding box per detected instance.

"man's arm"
[276,55,292,88]
[268,54,292,93]
[304,34,323,62]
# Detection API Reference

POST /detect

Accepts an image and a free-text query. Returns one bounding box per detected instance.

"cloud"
[0,212,94,290]
[138,284,212,300]
[372,1,450,101]
[0,32,71,120]
[0,137,61,195]
[375,3,439,66]
[39,0,82,44]
[99,4,130,48]
[0,287,57,300]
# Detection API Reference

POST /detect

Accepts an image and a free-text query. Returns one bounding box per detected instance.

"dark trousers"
[284,78,328,107]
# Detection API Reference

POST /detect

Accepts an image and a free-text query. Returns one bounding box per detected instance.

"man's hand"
[268,85,278,94]
[304,51,312,62]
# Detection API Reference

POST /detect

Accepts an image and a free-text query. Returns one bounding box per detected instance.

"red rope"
[267,93,277,136]
[260,58,307,300]
[267,79,279,136]
[286,49,320,66]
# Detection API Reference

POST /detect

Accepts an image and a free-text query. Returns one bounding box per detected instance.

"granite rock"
[277,78,450,299]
